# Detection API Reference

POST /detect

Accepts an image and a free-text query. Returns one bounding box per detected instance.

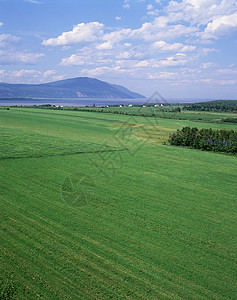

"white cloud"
[96,41,113,50]
[147,10,159,16]
[81,66,124,77]
[148,72,178,79]
[0,22,3,27]
[43,70,56,77]
[166,0,237,27]
[36,0,237,97]
[218,79,236,85]
[42,22,104,46]
[0,69,67,84]
[103,28,132,44]
[42,1,237,49]
[133,19,197,41]
[159,54,189,67]
[0,50,45,65]
[24,0,44,4]
[147,4,154,11]
[0,34,21,47]
[61,54,86,66]
[0,33,44,66]
[202,13,237,39]
[153,41,196,52]
[11,69,41,78]
[123,0,130,9]
[147,3,159,16]
[217,68,237,75]
[135,60,150,68]
[116,51,132,59]
[201,62,217,68]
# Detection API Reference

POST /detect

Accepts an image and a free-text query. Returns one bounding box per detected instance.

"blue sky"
[0,0,237,99]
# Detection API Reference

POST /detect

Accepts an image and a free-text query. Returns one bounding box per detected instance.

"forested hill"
[0,77,145,99]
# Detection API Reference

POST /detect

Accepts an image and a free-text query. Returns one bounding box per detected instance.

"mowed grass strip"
[0,108,237,299]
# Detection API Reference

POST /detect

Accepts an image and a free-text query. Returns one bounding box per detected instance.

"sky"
[0,0,237,100]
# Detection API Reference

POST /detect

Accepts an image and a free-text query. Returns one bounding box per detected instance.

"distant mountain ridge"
[0,77,145,99]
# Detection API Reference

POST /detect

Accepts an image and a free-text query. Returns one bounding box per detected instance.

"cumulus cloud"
[153,41,196,52]
[42,22,104,46]
[37,0,237,95]
[42,1,237,49]
[202,13,237,39]
[96,41,113,50]
[103,28,132,44]
[61,54,86,66]
[0,22,3,27]
[166,0,237,26]
[132,18,197,41]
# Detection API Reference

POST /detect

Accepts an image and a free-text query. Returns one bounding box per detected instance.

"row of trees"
[183,103,237,112]
[169,127,237,153]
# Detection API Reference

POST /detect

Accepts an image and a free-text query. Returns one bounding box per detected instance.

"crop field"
[0,108,237,299]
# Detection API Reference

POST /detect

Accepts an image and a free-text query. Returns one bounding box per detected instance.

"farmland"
[0,108,237,299]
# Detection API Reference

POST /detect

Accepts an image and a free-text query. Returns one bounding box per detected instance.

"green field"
[0,108,236,299]
[70,106,237,123]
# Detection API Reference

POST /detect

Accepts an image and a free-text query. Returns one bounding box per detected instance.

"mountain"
[0,77,145,99]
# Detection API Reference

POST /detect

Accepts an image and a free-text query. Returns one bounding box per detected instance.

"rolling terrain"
[0,108,236,299]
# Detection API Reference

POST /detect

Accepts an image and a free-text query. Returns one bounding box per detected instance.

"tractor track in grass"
[0,148,128,160]
[10,109,123,123]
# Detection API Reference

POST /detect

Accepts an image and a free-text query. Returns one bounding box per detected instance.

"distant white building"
[154,104,159,107]
[160,104,164,106]
[128,104,132,107]
[143,105,146,107]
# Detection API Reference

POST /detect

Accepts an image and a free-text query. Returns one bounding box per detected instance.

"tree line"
[183,103,237,112]
[169,127,237,154]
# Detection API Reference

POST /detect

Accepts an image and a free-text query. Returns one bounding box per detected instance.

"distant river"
[0,98,149,107]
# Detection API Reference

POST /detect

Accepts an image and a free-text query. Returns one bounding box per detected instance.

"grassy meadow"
[72,105,237,123]
[0,108,236,299]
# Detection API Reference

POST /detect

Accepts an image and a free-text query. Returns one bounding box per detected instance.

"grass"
[0,108,237,299]
[70,106,237,123]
